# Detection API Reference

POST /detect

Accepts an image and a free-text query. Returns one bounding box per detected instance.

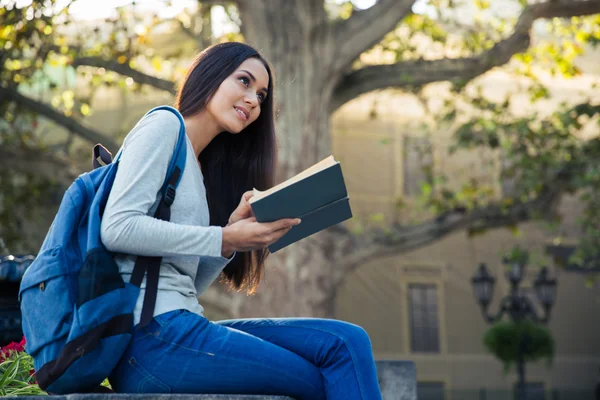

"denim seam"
[132,332,152,343]
[240,324,369,400]
[146,333,321,391]
[129,357,171,393]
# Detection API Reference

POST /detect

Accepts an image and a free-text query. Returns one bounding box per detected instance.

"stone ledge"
[376,360,416,400]
[16,360,416,400]
[24,396,292,400]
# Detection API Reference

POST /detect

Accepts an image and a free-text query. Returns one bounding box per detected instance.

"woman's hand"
[221,217,301,256]
[227,191,255,226]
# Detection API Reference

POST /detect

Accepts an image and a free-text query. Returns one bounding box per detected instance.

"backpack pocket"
[77,247,125,307]
[19,245,73,357]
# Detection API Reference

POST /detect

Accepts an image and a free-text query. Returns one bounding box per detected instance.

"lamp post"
[471,254,557,400]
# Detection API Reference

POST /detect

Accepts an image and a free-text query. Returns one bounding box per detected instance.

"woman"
[101,42,383,400]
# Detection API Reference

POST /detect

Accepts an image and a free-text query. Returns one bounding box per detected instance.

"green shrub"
[483,320,555,373]
[0,348,46,396]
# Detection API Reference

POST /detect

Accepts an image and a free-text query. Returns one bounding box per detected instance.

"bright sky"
[11,0,382,38]
[12,0,516,36]
[47,0,378,21]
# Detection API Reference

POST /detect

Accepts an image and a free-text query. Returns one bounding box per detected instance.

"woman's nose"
[244,92,258,107]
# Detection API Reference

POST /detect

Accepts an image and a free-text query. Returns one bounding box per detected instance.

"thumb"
[268,218,301,232]
[242,191,254,202]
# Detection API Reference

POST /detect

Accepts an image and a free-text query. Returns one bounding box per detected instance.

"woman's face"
[207,57,270,134]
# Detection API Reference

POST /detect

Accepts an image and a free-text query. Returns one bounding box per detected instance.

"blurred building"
[330,67,600,400]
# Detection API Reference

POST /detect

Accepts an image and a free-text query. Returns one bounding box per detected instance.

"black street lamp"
[471,257,557,400]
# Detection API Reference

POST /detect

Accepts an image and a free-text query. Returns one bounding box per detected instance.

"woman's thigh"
[215,317,375,366]
[215,318,380,400]
[110,310,325,400]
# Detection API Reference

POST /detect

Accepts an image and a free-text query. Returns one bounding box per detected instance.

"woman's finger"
[242,191,254,202]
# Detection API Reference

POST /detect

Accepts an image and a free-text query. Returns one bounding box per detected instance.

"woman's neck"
[183,110,222,158]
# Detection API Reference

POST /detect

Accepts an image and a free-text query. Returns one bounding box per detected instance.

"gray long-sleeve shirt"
[100,109,233,326]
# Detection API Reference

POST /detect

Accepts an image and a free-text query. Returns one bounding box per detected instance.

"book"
[249,155,352,253]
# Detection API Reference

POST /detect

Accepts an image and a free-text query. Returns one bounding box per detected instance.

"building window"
[408,283,440,353]
[417,381,445,400]
[403,136,433,197]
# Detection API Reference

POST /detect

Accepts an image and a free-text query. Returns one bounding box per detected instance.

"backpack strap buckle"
[164,185,176,206]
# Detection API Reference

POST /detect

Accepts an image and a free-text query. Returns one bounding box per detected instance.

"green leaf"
[368,213,385,223]
[421,183,432,197]
[0,356,21,388]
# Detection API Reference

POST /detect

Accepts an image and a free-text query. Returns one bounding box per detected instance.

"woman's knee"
[326,320,374,352]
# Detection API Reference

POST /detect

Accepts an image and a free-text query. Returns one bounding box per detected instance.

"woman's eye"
[257,93,265,103]
[239,76,250,86]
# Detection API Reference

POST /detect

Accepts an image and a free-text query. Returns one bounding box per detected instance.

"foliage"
[503,245,529,265]
[483,320,555,373]
[351,2,600,267]
[0,168,60,253]
[1,0,600,267]
[0,336,112,395]
[447,98,600,264]
[0,337,45,396]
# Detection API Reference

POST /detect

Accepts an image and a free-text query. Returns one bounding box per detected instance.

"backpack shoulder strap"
[129,105,188,328]
[111,106,187,199]
[149,105,187,205]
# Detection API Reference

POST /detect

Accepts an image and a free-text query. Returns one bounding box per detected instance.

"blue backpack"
[18,106,187,394]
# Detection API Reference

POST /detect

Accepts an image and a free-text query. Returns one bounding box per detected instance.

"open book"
[249,156,352,253]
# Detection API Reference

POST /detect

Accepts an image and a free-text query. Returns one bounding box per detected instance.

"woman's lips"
[234,106,248,121]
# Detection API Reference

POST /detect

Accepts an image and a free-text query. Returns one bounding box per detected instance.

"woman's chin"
[227,122,246,134]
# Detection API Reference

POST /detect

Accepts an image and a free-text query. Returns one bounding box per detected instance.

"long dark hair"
[175,42,277,294]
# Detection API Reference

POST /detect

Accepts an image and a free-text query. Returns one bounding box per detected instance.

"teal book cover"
[249,156,353,253]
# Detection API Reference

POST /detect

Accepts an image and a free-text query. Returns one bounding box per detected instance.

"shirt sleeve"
[194,252,236,295]
[100,110,224,258]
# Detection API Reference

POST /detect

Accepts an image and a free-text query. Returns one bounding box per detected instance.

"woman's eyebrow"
[239,69,268,95]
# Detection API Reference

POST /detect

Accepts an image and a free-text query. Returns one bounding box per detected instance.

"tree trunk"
[238,230,354,318]
[234,64,348,317]
[233,0,349,318]
[238,0,338,177]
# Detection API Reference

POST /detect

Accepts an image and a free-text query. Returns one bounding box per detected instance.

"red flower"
[18,336,26,352]
[0,336,27,362]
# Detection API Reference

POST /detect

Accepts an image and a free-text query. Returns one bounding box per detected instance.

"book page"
[250,155,338,204]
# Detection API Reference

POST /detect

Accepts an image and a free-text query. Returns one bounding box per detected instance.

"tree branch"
[332,0,414,72]
[0,145,80,187]
[337,187,561,274]
[0,86,119,152]
[71,57,177,95]
[179,19,203,46]
[331,0,600,111]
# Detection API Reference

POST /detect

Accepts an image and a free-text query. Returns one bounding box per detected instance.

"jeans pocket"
[128,357,171,394]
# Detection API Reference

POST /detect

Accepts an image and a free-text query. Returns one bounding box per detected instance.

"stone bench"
[376,360,416,399]
[18,360,415,400]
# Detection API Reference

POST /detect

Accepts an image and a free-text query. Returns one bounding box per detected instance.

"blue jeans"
[108,309,383,399]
